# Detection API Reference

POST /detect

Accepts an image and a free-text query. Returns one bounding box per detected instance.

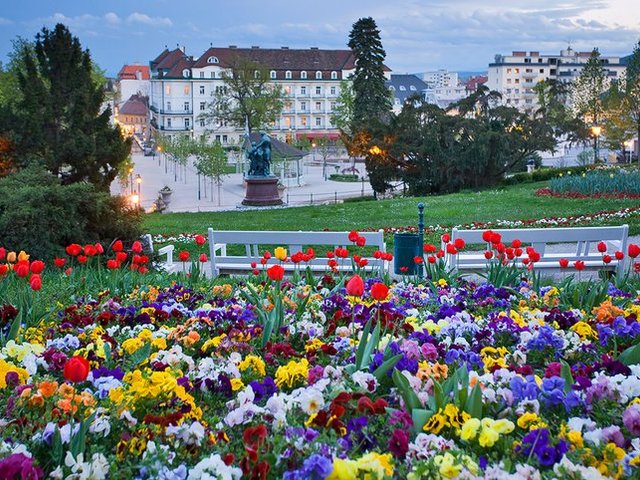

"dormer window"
[315,71,322,79]
[331,71,338,80]
[254,70,261,79]
[207,56,219,64]
[270,70,277,79]
[389,86,396,91]
[399,86,406,91]
[182,69,191,78]
[300,71,307,79]
[410,85,417,91]
[285,70,292,79]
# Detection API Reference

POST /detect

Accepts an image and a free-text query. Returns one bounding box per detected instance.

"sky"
[1,0,639,76]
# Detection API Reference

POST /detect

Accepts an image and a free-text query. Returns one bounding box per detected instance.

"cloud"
[104,13,121,26]
[126,12,172,28]
[38,13,100,29]
[0,17,12,26]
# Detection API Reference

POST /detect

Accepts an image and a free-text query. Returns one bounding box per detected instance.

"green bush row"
[549,169,640,195]
[501,165,593,185]
[0,166,143,260]
[329,173,361,182]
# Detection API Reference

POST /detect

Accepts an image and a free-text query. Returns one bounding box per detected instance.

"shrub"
[548,169,640,196]
[329,173,360,182]
[0,166,142,259]
[501,165,592,185]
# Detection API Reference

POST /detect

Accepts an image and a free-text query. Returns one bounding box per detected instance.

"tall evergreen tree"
[624,40,640,159]
[13,24,129,191]
[347,17,391,128]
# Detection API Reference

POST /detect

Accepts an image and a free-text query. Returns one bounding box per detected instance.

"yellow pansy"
[460,418,481,441]
[327,458,359,480]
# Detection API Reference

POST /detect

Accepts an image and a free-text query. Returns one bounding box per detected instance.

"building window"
[399,86,406,91]
[285,70,292,79]
[185,118,190,128]
[215,135,221,142]
[507,68,511,73]
[200,72,204,78]
[300,71,307,79]
[184,102,190,111]
[410,85,417,91]
[315,71,322,79]
[200,102,206,111]
[330,102,336,111]
[300,86,306,95]
[315,86,321,95]
[301,116,308,126]
[514,68,520,73]
[200,118,205,127]
[315,117,321,126]
[167,118,172,127]
[199,85,205,95]
[184,85,190,95]
[539,69,544,73]
[284,85,292,95]
[270,70,277,79]
[315,101,321,111]
[222,135,228,144]
[507,79,512,84]
[165,85,171,95]
[207,56,219,64]
[183,69,190,78]
[254,70,260,79]
[300,101,307,111]
[515,79,520,84]
[167,101,172,111]
[330,86,336,95]
[331,71,337,79]
[210,72,215,78]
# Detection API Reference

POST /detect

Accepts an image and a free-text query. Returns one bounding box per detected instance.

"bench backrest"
[208,229,386,275]
[447,224,629,270]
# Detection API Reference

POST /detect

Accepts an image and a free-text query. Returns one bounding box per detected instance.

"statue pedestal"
[242,176,283,206]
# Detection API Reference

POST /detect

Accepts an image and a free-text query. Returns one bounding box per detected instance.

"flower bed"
[2,238,640,478]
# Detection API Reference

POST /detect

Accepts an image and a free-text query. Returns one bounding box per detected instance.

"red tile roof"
[119,95,148,116]
[165,57,196,78]
[118,65,150,80]
[156,48,188,71]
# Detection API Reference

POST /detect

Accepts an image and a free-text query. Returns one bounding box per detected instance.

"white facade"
[149,47,375,145]
[119,79,149,106]
[488,47,626,115]
[421,69,459,89]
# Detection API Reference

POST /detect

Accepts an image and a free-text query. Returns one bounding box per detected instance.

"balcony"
[150,106,193,115]
[159,125,191,132]
[522,71,537,79]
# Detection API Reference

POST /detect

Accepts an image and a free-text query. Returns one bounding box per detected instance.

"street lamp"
[135,174,142,207]
[591,125,602,163]
[128,167,134,194]
[130,194,139,208]
[369,145,382,156]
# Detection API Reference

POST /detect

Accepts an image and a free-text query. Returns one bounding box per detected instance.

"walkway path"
[111,145,374,213]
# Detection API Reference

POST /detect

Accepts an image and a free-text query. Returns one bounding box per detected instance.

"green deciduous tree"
[572,49,609,126]
[192,136,228,205]
[10,24,130,191]
[347,17,392,128]
[534,79,588,143]
[202,56,284,135]
[624,40,640,158]
[331,80,354,135]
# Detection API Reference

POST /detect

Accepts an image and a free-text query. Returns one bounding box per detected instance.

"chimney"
[136,70,142,80]
[229,45,237,49]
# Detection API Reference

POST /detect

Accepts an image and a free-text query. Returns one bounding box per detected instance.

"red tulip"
[250,261,257,269]
[346,274,365,297]
[131,241,143,253]
[139,266,149,274]
[615,251,624,260]
[64,268,72,276]
[441,233,450,243]
[178,251,190,262]
[427,256,436,264]
[94,243,104,255]
[54,257,66,268]
[84,244,97,257]
[490,232,502,244]
[112,240,123,252]
[602,254,612,264]
[267,264,284,281]
[63,356,90,383]
[514,248,523,257]
[253,269,260,276]
[423,243,437,253]
[14,262,29,278]
[0,247,5,261]
[29,274,42,291]
[484,251,494,260]
[358,258,368,267]
[356,236,366,247]
[574,260,585,271]
[511,239,522,248]
[482,230,493,243]
[327,259,338,268]
[199,253,208,263]
[115,252,128,263]
[597,241,607,253]
[195,234,206,246]
[413,256,424,265]
[263,251,272,259]
[66,244,82,256]
[29,260,45,274]
[106,259,120,270]
[559,258,569,268]
[348,230,359,242]
[370,282,389,301]
[0,264,8,276]
[453,238,465,249]
[628,244,640,258]
[77,255,88,264]
[446,244,458,255]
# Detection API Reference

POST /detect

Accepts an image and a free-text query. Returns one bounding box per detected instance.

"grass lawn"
[143,181,640,245]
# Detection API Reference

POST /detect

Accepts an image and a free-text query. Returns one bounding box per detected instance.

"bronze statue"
[247,132,272,177]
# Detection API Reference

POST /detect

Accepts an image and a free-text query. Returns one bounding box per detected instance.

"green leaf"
[433,381,444,411]
[411,408,433,434]
[392,368,422,412]
[372,353,403,381]
[6,314,21,344]
[619,342,640,366]
[464,383,483,418]
[560,360,574,393]
[129,342,152,367]
[261,320,274,348]
[355,318,373,369]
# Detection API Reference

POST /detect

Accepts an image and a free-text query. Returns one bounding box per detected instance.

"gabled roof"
[156,48,188,71]
[164,57,195,78]
[247,132,305,159]
[119,95,148,116]
[118,65,150,81]
[151,49,170,65]
[386,74,428,103]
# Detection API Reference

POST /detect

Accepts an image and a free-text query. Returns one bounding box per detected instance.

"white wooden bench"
[444,225,630,279]
[207,229,387,277]
[142,234,175,270]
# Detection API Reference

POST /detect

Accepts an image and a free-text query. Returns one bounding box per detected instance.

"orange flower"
[593,300,625,323]
[38,381,59,398]
[28,393,44,408]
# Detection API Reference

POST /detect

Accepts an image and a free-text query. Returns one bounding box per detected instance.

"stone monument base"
[242,176,283,206]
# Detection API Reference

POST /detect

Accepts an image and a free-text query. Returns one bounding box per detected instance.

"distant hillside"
[457,71,488,81]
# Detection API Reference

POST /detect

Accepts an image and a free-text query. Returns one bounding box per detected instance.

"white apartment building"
[117,64,150,107]
[149,46,389,144]
[420,69,459,89]
[488,47,626,115]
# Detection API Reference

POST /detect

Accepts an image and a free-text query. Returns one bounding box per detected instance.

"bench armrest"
[157,245,174,266]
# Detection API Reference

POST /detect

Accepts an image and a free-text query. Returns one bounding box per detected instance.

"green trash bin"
[393,232,421,275]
